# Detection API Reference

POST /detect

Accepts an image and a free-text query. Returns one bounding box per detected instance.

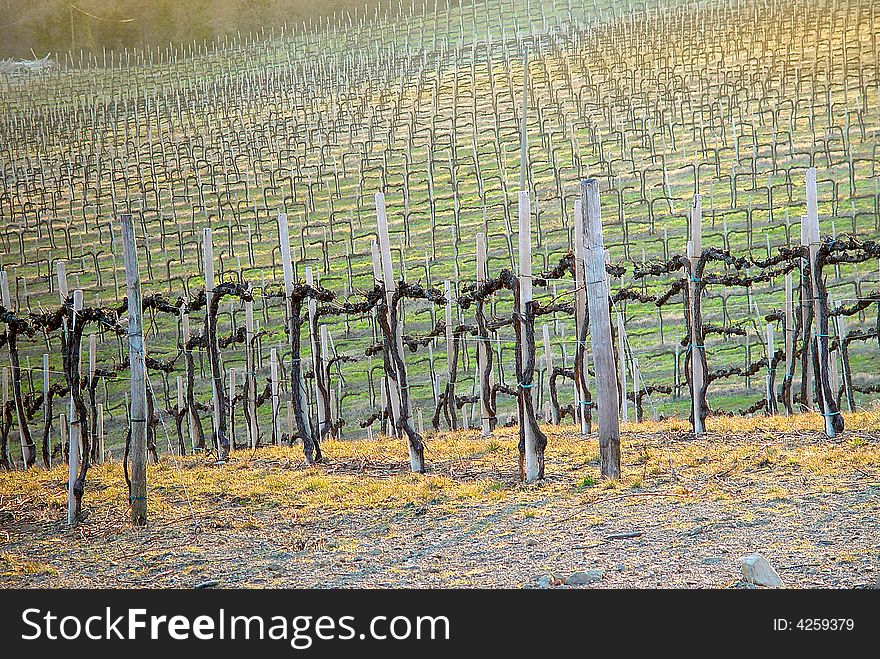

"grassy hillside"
[1,0,879,465]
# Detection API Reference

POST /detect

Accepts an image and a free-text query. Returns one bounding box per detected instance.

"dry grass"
[2,412,879,524]
[0,412,878,588]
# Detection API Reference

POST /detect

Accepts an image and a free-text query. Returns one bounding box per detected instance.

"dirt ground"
[1,415,879,589]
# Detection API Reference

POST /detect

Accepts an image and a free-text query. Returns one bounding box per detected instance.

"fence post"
[783,272,795,414]
[376,193,424,472]
[66,290,84,525]
[97,403,104,463]
[687,194,706,434]
[120,213,147,526]
[766,323,777,414]
[270,347,280,445]
[616,312,629,422]
[518,189,544,482]
[581,179,621,479]
[799,213,814,410]
[572,197,590,433]
[444,280,457,430]
[203,228,217,437]
[475,232,493,436]
[42,353,49,466]
[805,171,841,437]
[305,266,328,439]
[245,299,258,448]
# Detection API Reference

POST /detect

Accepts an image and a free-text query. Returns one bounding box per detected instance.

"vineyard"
[1,0,880,589]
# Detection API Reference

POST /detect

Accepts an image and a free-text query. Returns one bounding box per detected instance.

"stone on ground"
[738,554,784,587]
[566,569,605,586]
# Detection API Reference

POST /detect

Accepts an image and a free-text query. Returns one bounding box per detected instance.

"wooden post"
[66,289,83,525]
[42,353,49,466]
[245,299,258,448]
[270,347,280,445]
[227,367,236,451]
[799,212,813,410]
[370,238,400,436]
[203,227,226,459]
[305,266,327,438]
[572,197,591,433]
[805,171,840,437]
[88,334,96,389]
[475,232,493,436]
[1,273,35,468]
[1,368,7,464]
[766,323,777,414]
[517,188,543,482]
[56,260,68,303]
[541,324,558,424]
[783,272,795,414]
[581,178,621,479]
[376,193,423,472]
[687,194,706,435]
[97,403,104,464]
[443,280,457,429]
[616,312,629,423]
[286,400,293,444]
[181,310,199,451]
[120,213,147,526]
[279,212,314,455]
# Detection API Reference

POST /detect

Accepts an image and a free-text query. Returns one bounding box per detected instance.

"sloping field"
[2,414,878,588]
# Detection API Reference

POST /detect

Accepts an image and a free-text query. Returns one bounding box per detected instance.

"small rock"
[701,557,722,565]
[194,579,219,589]
[738,554,784,588]
[526,539,539,547]
[566,569,605,586]
[615,563,626,572]
[535,574,564,588]
[605,531,643,540]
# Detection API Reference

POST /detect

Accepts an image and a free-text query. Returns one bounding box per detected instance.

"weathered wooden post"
[804,170,842,437]
[42,353,50,466]
[541,324,559,424]
[572,197,590,433]
[687,194,707,435]
[227,367,236,450]
[443,280,457,429]
[581,178,621,479]
[202,227,228,461]
[1,271,35,468]
[120,213,147,526]
[270,347,280,445]
[475,232,494,436]
[616,312,629,422]
[279,212,315,457]
[96,402,105,463]
[632,358,643,422]
[305,266,328,439]
[375,193,424,472]
[799,213,814,410]
[245,299,258,448]
[517,189,545,482]
[782,272,795,414]
[766,323,777,414]
[56,261,68,303]
[66,289,83,525]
